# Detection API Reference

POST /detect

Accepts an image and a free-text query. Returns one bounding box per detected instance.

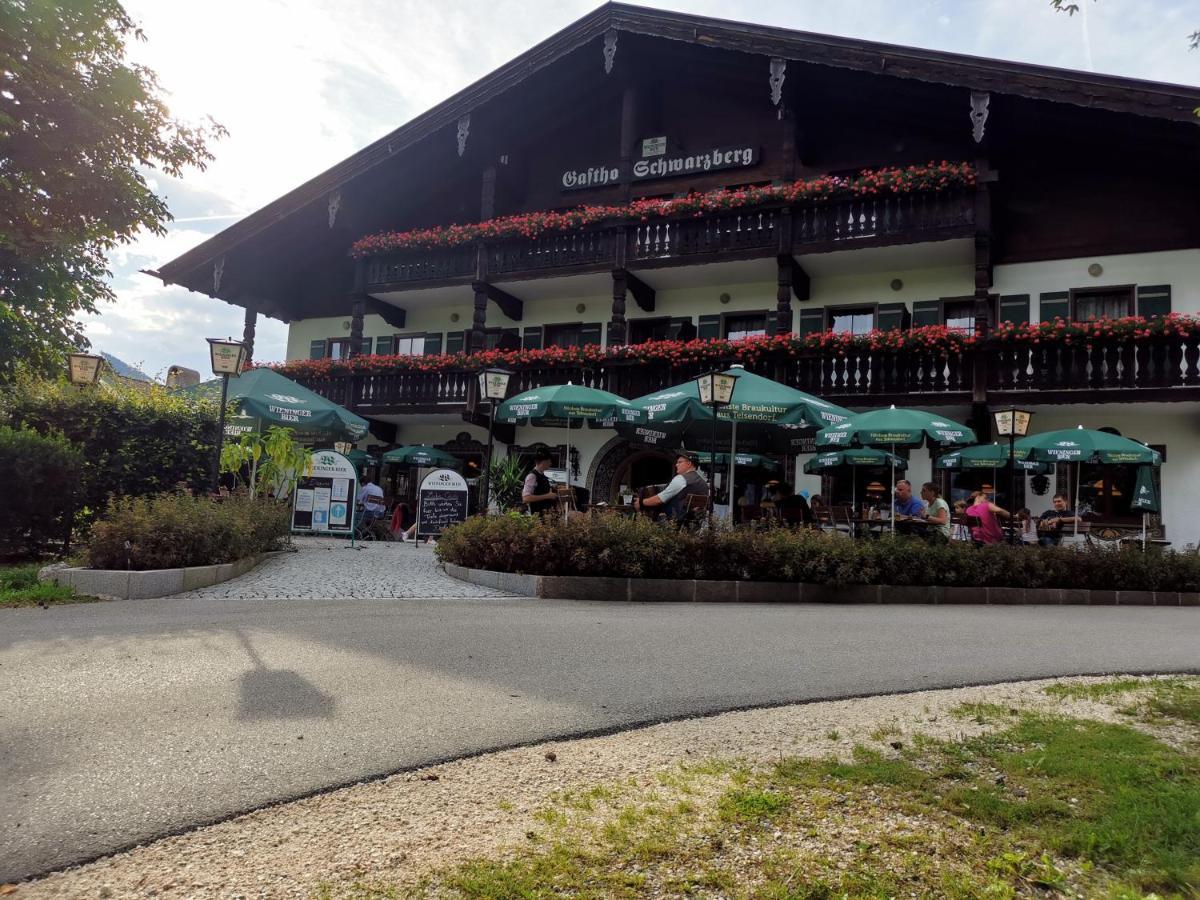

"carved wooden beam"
[365,297,407,330]
[242,304,257,362]
[779,254,809,302]
[625,270,655,312]
[475,281,523,322]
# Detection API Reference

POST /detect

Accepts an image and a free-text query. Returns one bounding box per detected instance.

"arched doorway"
[588,437,675,504]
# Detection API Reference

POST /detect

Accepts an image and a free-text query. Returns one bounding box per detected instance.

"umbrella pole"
[564,429,571,524]
[852,466,857,537]
[1074,461,1081,537]
[729,420,737,526]
[890,444,896,534]
[1143,511,1147,551]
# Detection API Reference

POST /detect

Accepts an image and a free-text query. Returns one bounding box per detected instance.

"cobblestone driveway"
[173,536,517,600]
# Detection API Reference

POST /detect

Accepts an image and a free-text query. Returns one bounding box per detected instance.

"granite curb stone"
[445,566,1198,606]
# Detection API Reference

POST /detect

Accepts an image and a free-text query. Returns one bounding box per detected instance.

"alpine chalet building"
[155,4,1200,544]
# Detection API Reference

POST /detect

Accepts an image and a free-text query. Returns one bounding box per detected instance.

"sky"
[91,0,1199,380]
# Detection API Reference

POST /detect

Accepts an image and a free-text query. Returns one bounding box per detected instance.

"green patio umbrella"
[498,383,638,519]
[618,366,852,519]
[1131,464,1161,549]
[695,451,781,473]
[804,448,908,517]
[185,368,369,443]
[936,443,1052,476]
[815,406,975,530]
[346,449,378,469]
[382,445,460,468]
[1015,427,1162,538]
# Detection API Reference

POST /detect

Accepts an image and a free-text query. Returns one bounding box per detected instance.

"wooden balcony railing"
[292,332,1200,418]
[363,191,974,290]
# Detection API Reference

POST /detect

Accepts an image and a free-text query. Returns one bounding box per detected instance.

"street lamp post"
[992,407,1033,544]
[67,353,105,387]
[478,368,513,515]
[695,369,740,517]
[207,338,249,493]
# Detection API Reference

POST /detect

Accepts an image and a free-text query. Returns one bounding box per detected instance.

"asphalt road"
[2,594,1197,882]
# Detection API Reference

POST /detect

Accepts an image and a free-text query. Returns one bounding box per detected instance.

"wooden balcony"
[290,332,1200,420]
[362,191,975,291]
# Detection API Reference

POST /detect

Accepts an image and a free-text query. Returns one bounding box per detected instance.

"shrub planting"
[86,493,289,571]
[0,424,84,554]
[435,514,1200,593]
[1,377,219,526]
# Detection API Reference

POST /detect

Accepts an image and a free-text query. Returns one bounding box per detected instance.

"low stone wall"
[42,552,278,601]
[443,564,1198,606]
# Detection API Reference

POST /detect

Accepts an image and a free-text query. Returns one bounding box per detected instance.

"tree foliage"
[0,0,225,382]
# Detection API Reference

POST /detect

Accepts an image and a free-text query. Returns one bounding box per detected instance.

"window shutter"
[698,314,721,340]
[997,294,1031,326]
[1137,284,1171,319]
[911,300,940,327]
[445,331,465,355]
[522,326,543,350]
[798,307,825,337]
[764,311,778,335]
[580,322,602,346]
[1039,291,1069,323]
[668,317,694,340]
[375,336,394,356]
[359,338,373,355]
[877,302,909,332]
[309,340,326,360]
[422,333,442,356]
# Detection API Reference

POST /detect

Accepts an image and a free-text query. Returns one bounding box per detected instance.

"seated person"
[521,450,559,516]
[919,482,951,541]
[357,478,387,525]
[769,483,812,526]
[634,453,709,520]
[966,490,1009,545]
[1037,493,1079,546]
[893,479,927,533]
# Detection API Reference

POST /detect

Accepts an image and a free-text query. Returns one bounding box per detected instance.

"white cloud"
[87,0,1197,380]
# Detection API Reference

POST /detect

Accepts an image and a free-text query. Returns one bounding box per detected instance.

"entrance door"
[612,451,674,503]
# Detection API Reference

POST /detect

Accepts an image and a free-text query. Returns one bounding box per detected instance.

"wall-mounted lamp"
[890,279,903,292]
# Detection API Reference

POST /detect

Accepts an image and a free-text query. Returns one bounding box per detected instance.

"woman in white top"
[920,482,952,541]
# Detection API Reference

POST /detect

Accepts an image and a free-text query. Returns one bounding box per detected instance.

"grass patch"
[357,683,1199,900]
[0,563,91,608]
[1043,678,1146,701]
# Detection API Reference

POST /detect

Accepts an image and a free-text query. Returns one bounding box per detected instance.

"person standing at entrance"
[522,450,559,516]
[635,453,709,520]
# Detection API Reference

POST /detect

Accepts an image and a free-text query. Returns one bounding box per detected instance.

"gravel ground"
[11,674,1179,899]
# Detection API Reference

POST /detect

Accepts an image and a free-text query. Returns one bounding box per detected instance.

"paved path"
[1,545,1197,882]
[173,536,517,600]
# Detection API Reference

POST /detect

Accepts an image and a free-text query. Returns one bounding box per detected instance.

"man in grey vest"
[635,453,709,521]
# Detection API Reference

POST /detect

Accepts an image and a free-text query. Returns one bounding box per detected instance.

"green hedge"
[1,378,218,527]
[435,514,1200,593]
[0,425,84,554]
[86,493,289,570]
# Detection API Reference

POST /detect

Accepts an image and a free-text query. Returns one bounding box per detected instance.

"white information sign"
[292,451,358,535]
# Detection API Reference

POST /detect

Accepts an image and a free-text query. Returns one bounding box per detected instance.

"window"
[1072,286,1134,322]
[544,323,582,348]
[829,307,874,336]
[630,317,672,344]
[723,313,767,341]
[943,301,975,334]
[391,334,427,356]
[326,339,353,360]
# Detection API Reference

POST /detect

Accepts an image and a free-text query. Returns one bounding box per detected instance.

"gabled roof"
[155,2,1200,289]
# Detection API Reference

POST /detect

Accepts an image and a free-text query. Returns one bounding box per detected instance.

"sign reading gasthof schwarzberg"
[560,144,759,191]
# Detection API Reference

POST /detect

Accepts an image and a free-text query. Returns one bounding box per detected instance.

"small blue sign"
[330,502,347,524]
[312,509,328,526]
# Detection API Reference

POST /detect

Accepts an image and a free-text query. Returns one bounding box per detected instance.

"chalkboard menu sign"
[292,451,357,535]
[417,468,469,538]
